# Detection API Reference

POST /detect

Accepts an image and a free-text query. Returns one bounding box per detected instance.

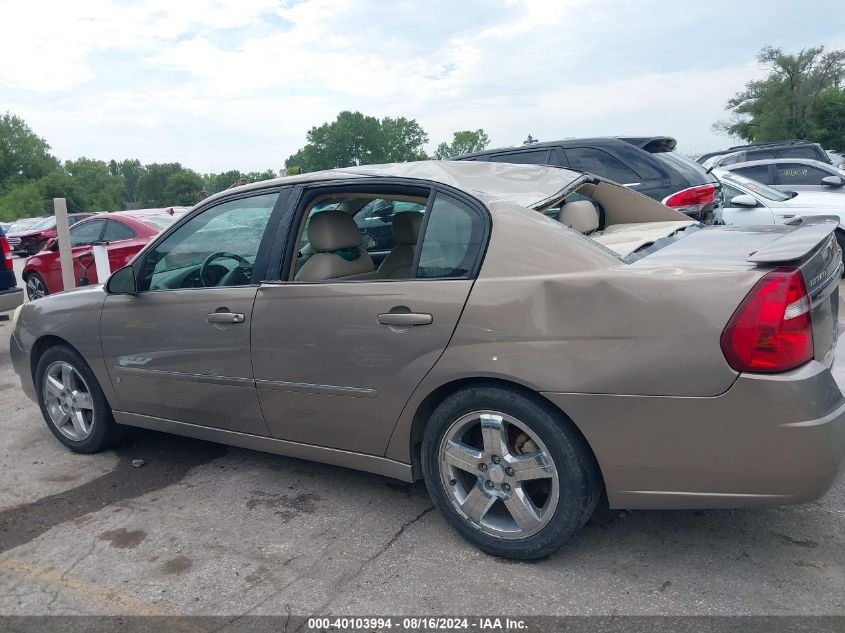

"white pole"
[92,243,111,282]
[53,198,75,291]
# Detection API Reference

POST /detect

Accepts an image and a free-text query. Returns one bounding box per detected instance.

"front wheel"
[421,386,602,560]
[24,272,48,300]
[35,345,124,453]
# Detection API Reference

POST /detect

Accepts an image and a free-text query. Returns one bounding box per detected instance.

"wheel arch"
[406,376,606,492]
[29,335,84,385]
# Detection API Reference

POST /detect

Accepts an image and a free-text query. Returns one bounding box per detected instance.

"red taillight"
[1,236,12,270]
[662,184,715,210]
[720,268,813,373]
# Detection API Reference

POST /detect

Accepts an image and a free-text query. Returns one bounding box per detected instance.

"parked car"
[0,224,24,313]
[9,161,845,560]
[8,213,94,256]
[454,136,721,223]
[715,168,845,245]
[719,158,845,195]
[698,140,832,169]
[22,210,178,300]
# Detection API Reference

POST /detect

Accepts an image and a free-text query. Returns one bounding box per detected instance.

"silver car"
[720,158,845,195]
[9,161,845,559]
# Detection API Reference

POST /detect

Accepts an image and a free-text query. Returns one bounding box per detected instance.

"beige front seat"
[559,200,599,234]
[295,210,375,281]
[377,211,423,279]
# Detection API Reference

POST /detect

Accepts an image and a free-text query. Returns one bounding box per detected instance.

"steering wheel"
[199,251,251,287]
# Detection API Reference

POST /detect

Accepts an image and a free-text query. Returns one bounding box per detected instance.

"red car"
[8,213,95,256]
[22,210,178,300]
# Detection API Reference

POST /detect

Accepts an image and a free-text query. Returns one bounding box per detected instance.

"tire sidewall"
[421,386,600,560]
[35,345,118,453]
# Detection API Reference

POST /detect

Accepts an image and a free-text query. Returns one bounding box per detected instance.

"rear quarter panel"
[386,202,755,462]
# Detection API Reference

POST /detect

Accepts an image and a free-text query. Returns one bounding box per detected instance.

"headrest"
[392,212,424,244]
[308,210,363,252]
[559,200,599,234]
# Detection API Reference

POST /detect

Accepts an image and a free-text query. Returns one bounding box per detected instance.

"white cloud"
[0,0,842,170]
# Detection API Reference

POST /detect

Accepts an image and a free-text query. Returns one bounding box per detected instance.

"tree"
[64,157,124,211]
[0,112,60,193]
[284,111,429,173]
[716,46,845,143]
[809,87,845,149]
[433,129,491,159]
[114,159,144,204]
[138,163,184,206]
[163,169,204,205]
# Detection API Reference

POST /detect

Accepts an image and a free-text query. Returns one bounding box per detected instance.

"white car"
[715,168,845,247]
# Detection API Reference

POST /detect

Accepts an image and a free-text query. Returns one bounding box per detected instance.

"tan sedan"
[10,161,845,559]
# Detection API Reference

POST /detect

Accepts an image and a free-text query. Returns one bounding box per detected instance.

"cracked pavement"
[0,277,843,616]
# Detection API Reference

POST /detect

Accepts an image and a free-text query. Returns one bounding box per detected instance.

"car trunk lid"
[632,218,842,368]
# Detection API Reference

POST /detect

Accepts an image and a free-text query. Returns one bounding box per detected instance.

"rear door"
[100,190,286,434]
[250,185,488,456]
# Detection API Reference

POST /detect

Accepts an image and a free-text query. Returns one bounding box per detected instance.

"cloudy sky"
[2,0,843,173]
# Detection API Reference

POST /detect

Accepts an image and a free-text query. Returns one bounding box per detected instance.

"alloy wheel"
[42,361,95,441]
[26,275,46,300]
[438,410,559,539]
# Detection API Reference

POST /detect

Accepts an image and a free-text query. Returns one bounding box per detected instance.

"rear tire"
[35,344,124,453]
[24,272,48,300]
[421,385,602,560]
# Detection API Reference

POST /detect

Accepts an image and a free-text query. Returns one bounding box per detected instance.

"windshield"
[8,219,39,232]
[26,216,56,230]
[137,214,176,230]
[652,151,717,185]
[720,172,790,201]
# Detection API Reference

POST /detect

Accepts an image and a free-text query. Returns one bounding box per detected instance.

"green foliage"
[284,111,429,173]
[64,157,124,211]
[810,87,845,150]
[716,46,845,144]
[0,112,60,193]
[433,129,491,159]
[163,169,204,205]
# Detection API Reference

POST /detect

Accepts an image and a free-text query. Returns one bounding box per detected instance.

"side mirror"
[730,194,759,208]
[46,237,58,251]
[105,265,137,295]
[822,175,844,187]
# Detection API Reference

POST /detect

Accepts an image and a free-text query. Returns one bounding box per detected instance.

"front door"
[100,191,283,434]
[719,183,774,225]
[251,188,488,455]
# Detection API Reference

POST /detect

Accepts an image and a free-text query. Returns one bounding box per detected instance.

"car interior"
[291,193,430,282]
[542,181,698,259]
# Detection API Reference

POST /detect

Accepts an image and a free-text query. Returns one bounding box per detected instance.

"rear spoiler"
[747,217,839,264]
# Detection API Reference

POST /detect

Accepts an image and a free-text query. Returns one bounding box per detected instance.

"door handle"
[377,311,433,326]
[207,311,245,324]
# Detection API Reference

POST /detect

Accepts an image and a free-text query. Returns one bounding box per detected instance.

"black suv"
[697,140,831,168]
[455,136,720,222]
[0,224,23,314]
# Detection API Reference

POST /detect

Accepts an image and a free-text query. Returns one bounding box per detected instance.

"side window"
[564,148,641,184]
[352,199,427,253]
[776,163,828,185]
[102,220,136,242]
[722,184,744,203]
[487,150,550,165]
[69,220,105,247]
[140,192,279,291]
[732,164,772,183]
[778,147,821,160]
[745,150,775,161]
[416,194,485,279]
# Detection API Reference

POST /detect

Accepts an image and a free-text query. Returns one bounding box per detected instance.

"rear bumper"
[0,287,23,313]
[543,360,845,509]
